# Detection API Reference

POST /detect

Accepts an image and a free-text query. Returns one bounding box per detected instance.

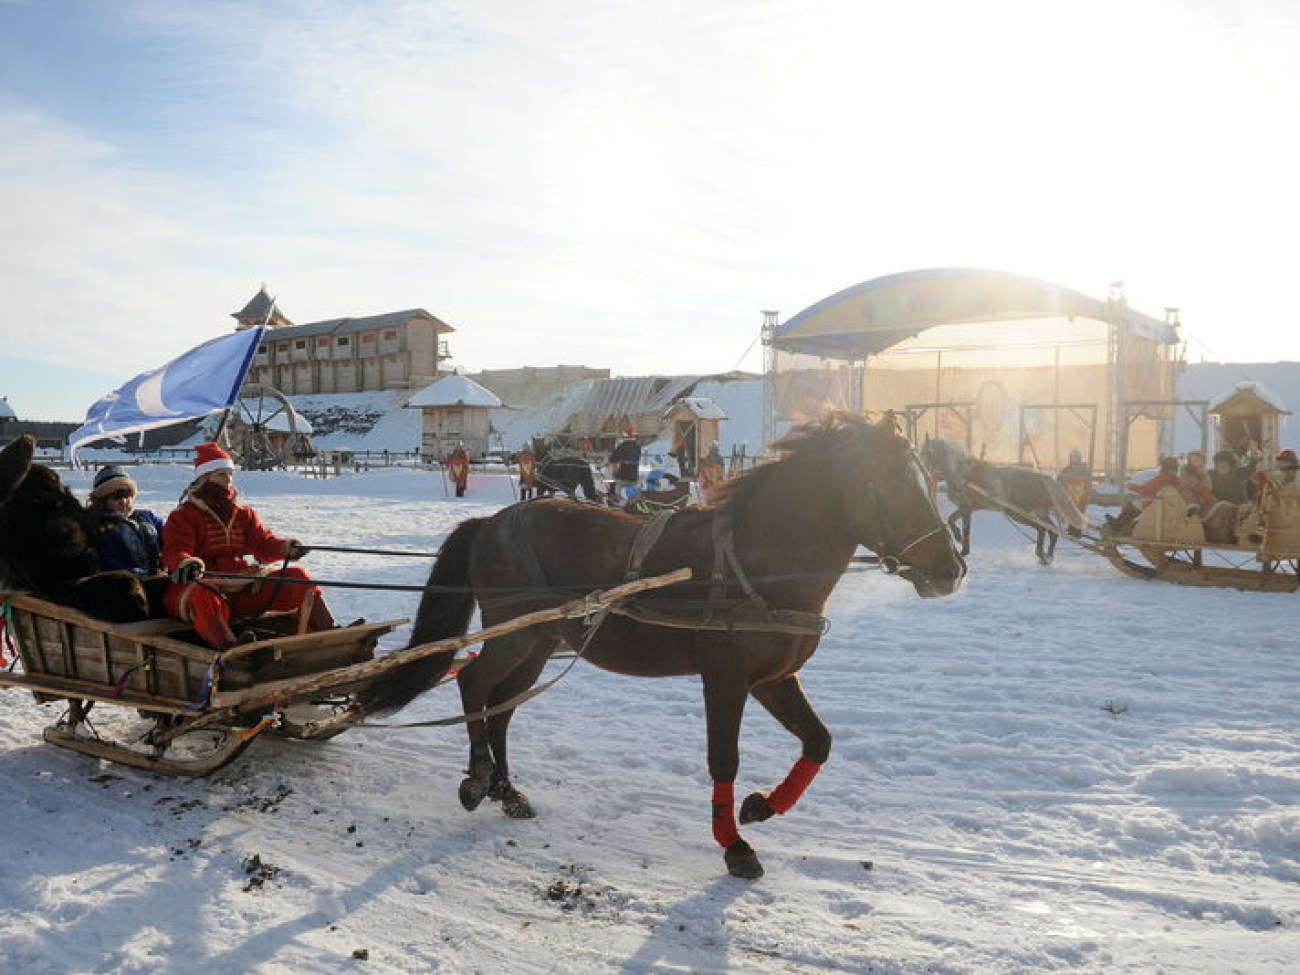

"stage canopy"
[768,268,1183,476]
[773,268,1177,359]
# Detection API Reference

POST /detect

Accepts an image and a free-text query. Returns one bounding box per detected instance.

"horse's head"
[0,435,98,589]
[840,416,966,597]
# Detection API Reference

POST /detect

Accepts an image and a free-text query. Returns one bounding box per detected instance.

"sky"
[3,0,1300,421]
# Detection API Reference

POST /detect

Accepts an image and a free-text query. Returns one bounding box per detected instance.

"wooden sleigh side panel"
[0,590,404,707]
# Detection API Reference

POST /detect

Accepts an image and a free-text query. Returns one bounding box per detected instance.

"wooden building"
[406,373,503,460]
[1209,381,1290,464]
[663,397,727,478]
[234,287,454,396]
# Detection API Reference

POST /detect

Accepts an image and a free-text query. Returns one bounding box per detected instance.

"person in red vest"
[162,442,334,651]
[517,447,537,500]
[447,443,470,497]
[697,441,727,502]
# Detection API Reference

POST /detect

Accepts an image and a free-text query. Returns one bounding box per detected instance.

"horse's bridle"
[863,451,953,575]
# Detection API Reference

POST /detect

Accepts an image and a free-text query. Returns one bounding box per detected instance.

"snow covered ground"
[2,465,1298,974]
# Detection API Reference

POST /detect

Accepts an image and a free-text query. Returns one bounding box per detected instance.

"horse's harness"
[483,503,828,637]
[616,507,829,636]
[862,453,952,574]
[486,446,948,639]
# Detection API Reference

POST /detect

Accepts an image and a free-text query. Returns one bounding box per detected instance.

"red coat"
[162,497,290,574]
[1126,471,1178,497]
[447,450,470,487]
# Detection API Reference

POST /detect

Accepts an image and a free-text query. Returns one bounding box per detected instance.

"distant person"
[1210,450,1255,504]
[1107,456,1181,534]
[1236,435,1263,473]
[1178,450,1216,513]
[447,443,470,498]
[697,442,727,502]
[608,428,642,500]
[1056,448,1093,510]
[85,465,169,615]
[517,447,537,500]
[162,442,333,651]
[1263,448,1299,494]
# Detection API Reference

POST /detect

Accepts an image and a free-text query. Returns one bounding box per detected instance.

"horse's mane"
[711,413,898,512]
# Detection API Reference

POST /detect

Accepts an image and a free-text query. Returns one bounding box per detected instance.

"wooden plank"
[219,620,406,663]
[0,671,193,712]
[114,618,193,636]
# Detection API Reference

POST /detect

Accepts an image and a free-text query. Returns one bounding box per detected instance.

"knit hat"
[193,442,235,478]
[91,465,137,500]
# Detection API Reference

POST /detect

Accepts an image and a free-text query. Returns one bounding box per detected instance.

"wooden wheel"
[223,384,309,470]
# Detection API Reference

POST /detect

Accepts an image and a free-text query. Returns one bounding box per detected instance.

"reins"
[305,543,443,558]
[862,451,953,574]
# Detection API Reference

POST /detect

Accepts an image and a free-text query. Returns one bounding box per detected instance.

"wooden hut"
[1208,381,1289,466]
[663,397,727,478]
[406,373,503,460]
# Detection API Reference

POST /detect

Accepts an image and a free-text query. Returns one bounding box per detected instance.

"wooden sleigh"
[0,568,690,775]
[969,482,1300,593]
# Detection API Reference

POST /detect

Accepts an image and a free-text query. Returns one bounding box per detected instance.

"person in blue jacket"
[86,465,169,615]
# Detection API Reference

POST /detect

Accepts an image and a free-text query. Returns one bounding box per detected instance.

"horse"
[534,454,603,502]
[919,437,1086,565]
[355,413,966,879]
[0,435,148,621]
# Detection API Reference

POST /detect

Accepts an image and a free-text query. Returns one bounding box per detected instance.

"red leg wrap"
[711,781,741,848]
[766,756,823,815]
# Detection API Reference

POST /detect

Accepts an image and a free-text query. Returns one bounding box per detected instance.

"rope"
[200,565,879,595]
[0,596,16,670]
[304,544,442,559]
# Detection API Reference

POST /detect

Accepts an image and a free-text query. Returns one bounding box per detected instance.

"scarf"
[194,480,237,524]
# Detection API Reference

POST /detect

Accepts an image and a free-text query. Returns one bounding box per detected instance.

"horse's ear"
[0,433,36,503]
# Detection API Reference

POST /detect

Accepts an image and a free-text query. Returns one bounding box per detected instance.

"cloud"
[4,0,1300,422]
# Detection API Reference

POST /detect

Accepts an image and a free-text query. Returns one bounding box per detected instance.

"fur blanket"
[0,435,148,622]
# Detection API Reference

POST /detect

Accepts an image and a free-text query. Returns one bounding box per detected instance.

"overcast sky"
[3,0,1298,421]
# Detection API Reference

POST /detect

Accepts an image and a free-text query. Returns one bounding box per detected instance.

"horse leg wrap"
[766,756,823,815]
[711,781,741,849]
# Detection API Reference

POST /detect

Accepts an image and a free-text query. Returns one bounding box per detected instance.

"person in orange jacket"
[447,443,470,498]
[162,442,334,651]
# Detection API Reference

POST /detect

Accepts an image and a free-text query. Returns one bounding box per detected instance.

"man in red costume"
[447,443,470,498]
[162,442,334,650]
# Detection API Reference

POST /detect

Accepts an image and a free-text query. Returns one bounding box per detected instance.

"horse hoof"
[738,791,774,824]
[489,782,536,819]
[501,792,536,819]
[724,839,764,879]
[459,776,489,811]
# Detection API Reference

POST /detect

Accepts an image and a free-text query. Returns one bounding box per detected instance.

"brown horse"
[355,414,966,878]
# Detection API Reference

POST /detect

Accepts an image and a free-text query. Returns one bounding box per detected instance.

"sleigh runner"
[0,569,689,775]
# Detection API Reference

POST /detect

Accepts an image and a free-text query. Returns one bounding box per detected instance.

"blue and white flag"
[68,326,266,453]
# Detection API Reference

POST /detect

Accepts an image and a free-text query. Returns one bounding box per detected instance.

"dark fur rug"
[0,435,147,622]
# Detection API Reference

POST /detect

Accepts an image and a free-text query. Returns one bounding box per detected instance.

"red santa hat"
[193,442,235,478]
[621,426,636,439]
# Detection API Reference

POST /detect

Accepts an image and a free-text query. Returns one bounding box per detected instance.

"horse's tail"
[352,517,485,717]
[1042,475,1088,531]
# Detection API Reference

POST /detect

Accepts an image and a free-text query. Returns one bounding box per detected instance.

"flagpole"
[215,296,276,447]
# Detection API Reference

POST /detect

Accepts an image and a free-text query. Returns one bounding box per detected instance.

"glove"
[171,557,205,585]
[285,539,310,561]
